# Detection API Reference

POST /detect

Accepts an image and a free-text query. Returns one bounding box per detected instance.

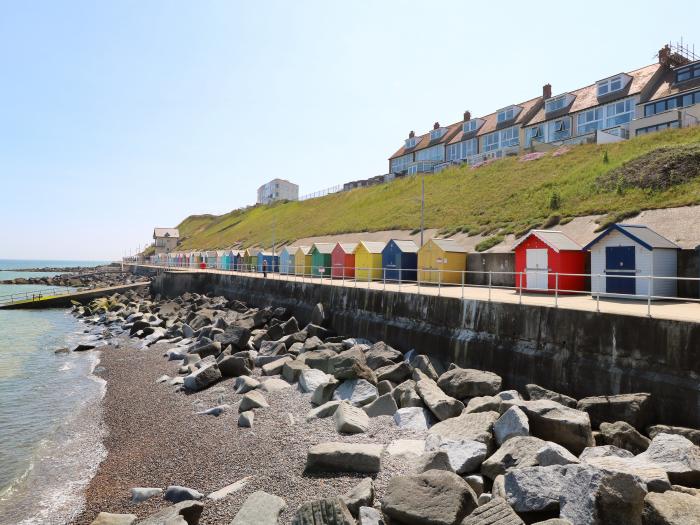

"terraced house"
[388,43,700,175]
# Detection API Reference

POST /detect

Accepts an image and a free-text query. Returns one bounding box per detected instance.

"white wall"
[589,229,652,296]
[652,248,678,298]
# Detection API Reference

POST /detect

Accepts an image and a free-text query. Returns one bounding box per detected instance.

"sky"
[1,1,698,260]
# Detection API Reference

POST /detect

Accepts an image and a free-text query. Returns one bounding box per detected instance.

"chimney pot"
[409,130,415,138]
[658,44,671,65]
[543,83,552,99]
[433,122,440,130]
[464,110,471,121]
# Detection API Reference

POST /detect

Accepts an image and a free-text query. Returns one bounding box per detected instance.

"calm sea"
[0,260,112,524]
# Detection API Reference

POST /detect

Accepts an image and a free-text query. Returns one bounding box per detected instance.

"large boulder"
[291,498,354,525]
[312,378,340,406]
[415,373,464,421]
[394,407,434,430]
[599,421,651,454]
[461,496,524,525]
[647,425,700,447]
[582,455,671,492]
[299,369,332,394]
[306,400,342,421]
[504,465,567,514]
[525,384,577,408]
[183,363,221,392]
[537,441,580,466]
[410,354,439,381]
[282,360,309,383]
[577,393,652,430]
[214,324,250,350]
[335,402,370,434]
[375,361,412,383]
[217,355,251,378]
[635,433,700,486]
[465,396,502,414]
[424,434,488,474]
[261,356,293,376]
[437,368,502,400]
[311,302,328,326]
[501,400,594,454]
[482,436,547,480]
[231,491,286,525]
[303,348,338,373]
[332,379,378,407]
[238,391,269,412]
[429,410,499,446]
[306,442,383,473]
[642,490,700,525]
[91,513,137,525]
[381,470,478,525]
[363,393,398,417]
[494,406,529,445]
[393,379,423,408]
[341,478,374,517]
[579,445,634,461]
[365,341,403,370]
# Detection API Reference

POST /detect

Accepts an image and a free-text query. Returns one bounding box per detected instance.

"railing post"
[596,274,601,313]
[461,271,464,300]
[647,275,652,318]
[417,270,421,295]
[488,271,492,302]
[383,268,386,291]
[519,272,523,304]
[554,272,559,308]
[438,270,441,297]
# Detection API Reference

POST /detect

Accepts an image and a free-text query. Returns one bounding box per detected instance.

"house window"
[415,144,445,162]
[500,126,519,147]
[525,125,543,147]
[545,95,568,113]
[548,118,571,141]
[643,90,700,117]
[430,128,446,140]
[462,120,479,133]
[446,138,478,161]
[497,106,519,123]
[604,99,634,128]
[390,153,413,173]
[407,164,418,175]
[635,120,680,136]
[482,132,500,152]
[576,97,635,135]
[675,63,700,83]
[597,75,626,97]
[405,137,417,148]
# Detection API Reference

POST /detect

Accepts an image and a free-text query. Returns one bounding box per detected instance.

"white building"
[257,178,299,205]
[153,228,179,255]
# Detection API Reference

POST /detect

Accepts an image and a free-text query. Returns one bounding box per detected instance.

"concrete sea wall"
[147,268,700,428]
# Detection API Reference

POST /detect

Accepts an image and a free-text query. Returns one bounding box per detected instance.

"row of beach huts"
[149,224,682,297]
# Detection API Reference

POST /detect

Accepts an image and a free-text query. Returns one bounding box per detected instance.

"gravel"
[73,337,426,524]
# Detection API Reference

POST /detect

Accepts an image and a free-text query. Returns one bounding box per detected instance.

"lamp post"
[420,173,425,247]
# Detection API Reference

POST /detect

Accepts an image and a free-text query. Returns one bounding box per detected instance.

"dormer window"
[597,74,629,97]
[545,94,572,114]
[497,105,520,124]
[430,127,446,140]
[405,137,417,148]
[675,62,700,83]
[462,119,482,133]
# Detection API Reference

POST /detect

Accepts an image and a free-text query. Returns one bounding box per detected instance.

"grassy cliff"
[176,126,700,250]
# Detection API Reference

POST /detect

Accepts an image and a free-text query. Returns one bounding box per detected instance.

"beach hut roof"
[389,239,419,253]
[356,241,386,254]
[336,242,358,253]
[282,245,298,254]
[583,224,679,251]
[296,245,312,255]
[312,243,335,254]
[430,238,469,253]
[512,230,582,252]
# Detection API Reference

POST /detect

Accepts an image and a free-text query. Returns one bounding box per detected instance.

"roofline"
[582,224,679,251]
[511,229,581,253]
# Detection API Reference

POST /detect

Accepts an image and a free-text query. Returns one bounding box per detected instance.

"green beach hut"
[310,243,334,277]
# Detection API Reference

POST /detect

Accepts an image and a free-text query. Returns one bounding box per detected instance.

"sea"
[0,259,112,524]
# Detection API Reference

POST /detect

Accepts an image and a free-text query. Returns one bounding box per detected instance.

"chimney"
[542,83,552,100]
[433,122,440,130]
[409,130,415,138]
[658,44,671,65]
[463,110,471,122]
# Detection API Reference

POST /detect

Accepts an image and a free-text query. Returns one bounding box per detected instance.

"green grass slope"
[176,126,700,250]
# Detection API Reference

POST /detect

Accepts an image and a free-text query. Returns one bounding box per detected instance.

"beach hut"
[257,250,279,272]
[382,239,418,282]
[417,239,468,284]
[512,230,586,293]
[332,243,358,279]
[242,248,257,272]
[311,243,334,277]
[228,250,239,271]
[279,246,297,274]
[583,224,679,298]
[206,250,218,268]
[216,250,229,270]
[354,241,386,281]
[294,246,312,275]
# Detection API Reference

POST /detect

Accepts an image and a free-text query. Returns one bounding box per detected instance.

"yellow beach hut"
[417,238,468,284]
[294,246,312,276]
[354,241,386,281]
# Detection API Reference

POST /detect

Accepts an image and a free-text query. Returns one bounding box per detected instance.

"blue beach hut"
[279,246,297,274]
[257,250,280,273]
[382,239,418,282]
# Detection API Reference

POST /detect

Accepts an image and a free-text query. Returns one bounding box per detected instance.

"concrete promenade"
[137,265,700,323]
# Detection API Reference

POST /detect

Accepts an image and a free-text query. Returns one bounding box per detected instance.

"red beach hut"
[331,242,358,279]
[512,230,586,293]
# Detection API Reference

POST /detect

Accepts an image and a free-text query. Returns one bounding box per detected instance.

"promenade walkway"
[137,264,700,324]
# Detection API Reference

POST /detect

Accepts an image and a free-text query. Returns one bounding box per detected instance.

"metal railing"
[298,184,344,201]
[131,260,700,320]
[0,286,76,306]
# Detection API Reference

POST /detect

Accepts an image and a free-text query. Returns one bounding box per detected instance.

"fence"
[298,184,344,201]
[130,259,700,321]
[0,286,76,307]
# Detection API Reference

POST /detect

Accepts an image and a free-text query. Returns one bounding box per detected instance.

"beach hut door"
[526,249,548,290]
[605,246,635,295]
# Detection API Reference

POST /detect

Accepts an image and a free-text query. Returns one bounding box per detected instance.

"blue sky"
[1,1,698,260]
